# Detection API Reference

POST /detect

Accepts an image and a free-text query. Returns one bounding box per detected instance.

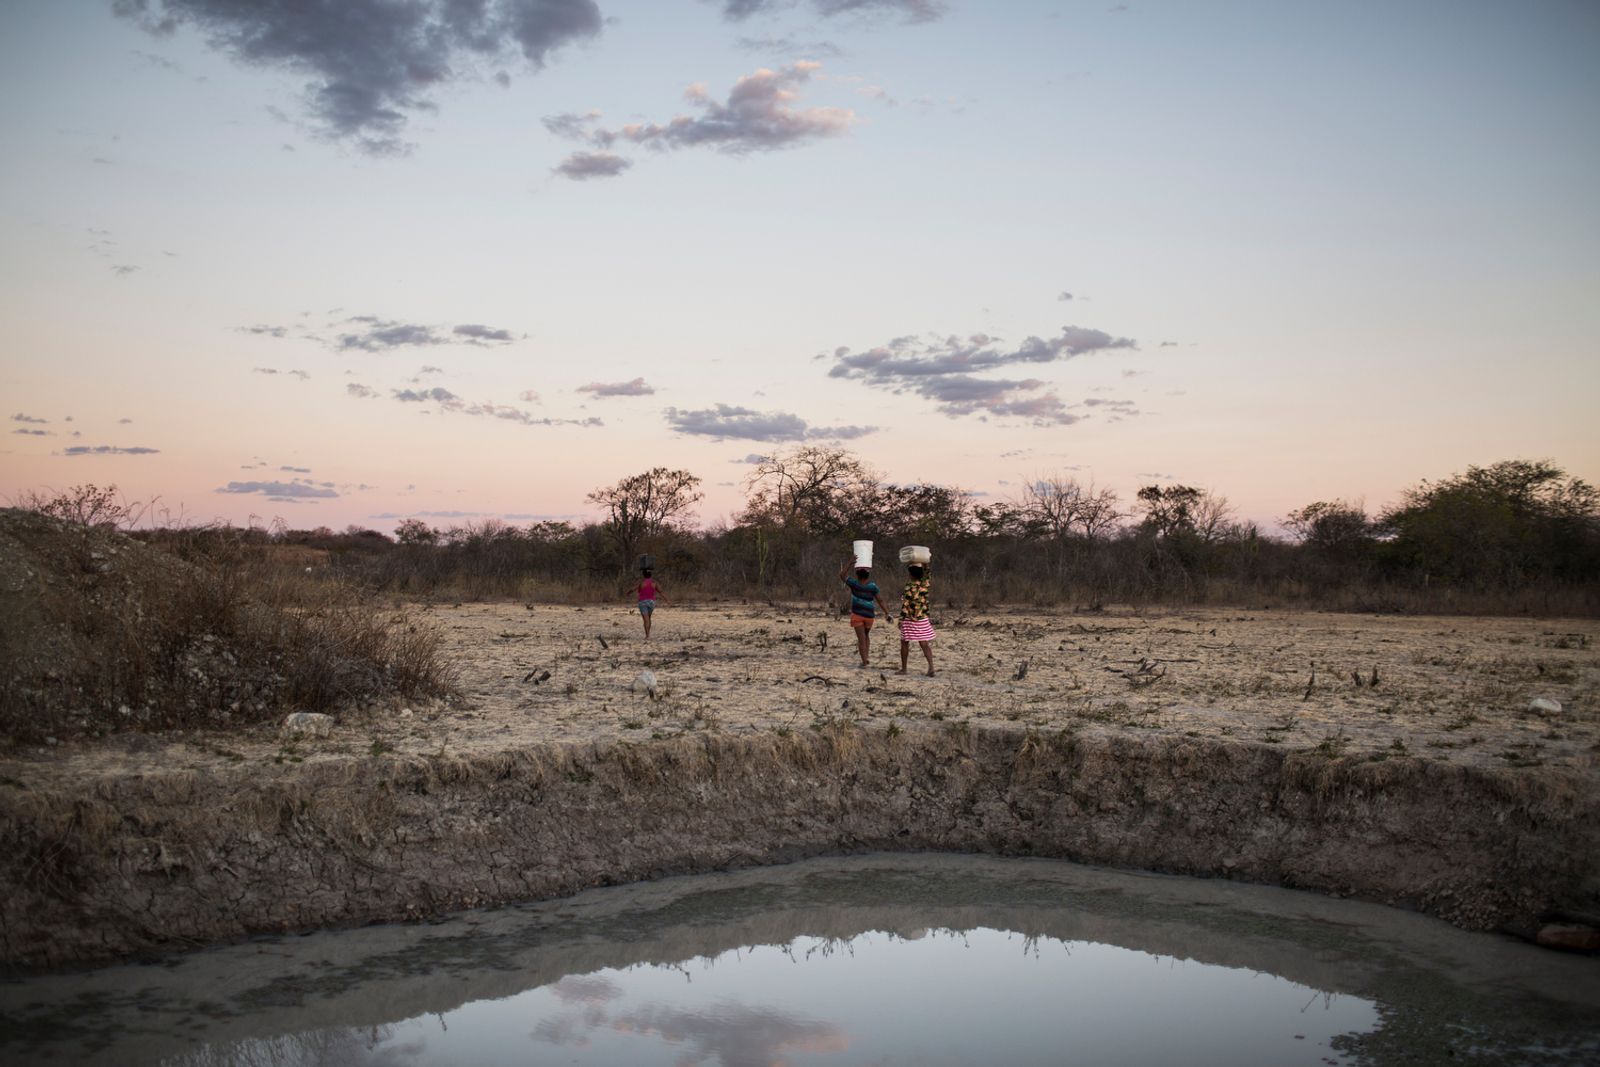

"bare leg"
[898,640,909,673]
[920,640,934,676]
[641,609,652,639]
[855,626,870,666]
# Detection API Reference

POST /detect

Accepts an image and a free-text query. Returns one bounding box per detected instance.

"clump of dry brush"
[0,505,456,747]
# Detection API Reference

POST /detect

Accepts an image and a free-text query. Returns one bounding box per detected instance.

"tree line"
[255,451,1597,614]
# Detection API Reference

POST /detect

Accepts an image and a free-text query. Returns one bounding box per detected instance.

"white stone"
[632,670,658,697]
[1528,697,1563,715]
[281,711,335,738]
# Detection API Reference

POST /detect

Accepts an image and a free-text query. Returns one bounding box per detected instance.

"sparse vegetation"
[0,505,456,747]
[87,455,1589,616]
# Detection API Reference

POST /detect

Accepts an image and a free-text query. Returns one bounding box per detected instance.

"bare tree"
[587,467,703,569]
[742,446,877,532]
[1021,476,1122,540]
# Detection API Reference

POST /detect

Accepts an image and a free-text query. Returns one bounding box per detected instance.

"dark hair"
[855,568,870,580]
[908,565,925,579]
[641,568,653,578]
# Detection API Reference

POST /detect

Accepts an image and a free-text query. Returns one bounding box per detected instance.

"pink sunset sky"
[3,1,1596,534]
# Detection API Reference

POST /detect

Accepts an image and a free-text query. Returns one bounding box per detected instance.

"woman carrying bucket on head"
[839,540,891,668]
[897,545,936,676]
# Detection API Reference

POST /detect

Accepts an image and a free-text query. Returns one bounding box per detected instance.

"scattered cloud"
[665,403,875,442]
[553,150,632,180]
[390,387,600,427]
[115,0,604,155]
[1159,340,1178,347]
[118,417,134,424]
[1057,291,1074,302]
[62,445,160,455]
[826,325,1137,425]
[719,1,947,23]
[578,377,655,397]
[549,62,853,173]
[622,62,853,154]
[111,264,139,276]
[393,386,461,405]
[347,383,379,399]
[216,480,338,498]
[335,317,515,352]
[453,323,514,343]
[11,413,47,424]
[252,366,310,379]
[279,465,312,473]
[418,364,443,375]
[542,110,603,140]
[13,429,52,436]
[735,34,844,60]
[732,453,771,464]
[518,390,541,402]
[242,324,288,338]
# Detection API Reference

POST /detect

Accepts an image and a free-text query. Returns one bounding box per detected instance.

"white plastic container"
[898,545,932,565]
[852,540,874,568]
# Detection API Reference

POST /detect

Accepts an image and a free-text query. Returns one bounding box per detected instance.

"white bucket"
[898,545,932,565]
[852,540,874,568]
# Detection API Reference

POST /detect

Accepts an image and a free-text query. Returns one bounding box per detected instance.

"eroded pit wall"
[3,724,1597,970]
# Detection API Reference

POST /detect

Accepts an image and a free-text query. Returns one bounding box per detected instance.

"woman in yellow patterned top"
[897,563,936,676]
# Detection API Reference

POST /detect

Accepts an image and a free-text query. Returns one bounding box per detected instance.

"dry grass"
[0,510,457,747]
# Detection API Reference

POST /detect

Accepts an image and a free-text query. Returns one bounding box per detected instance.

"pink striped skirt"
[899,617,936,642]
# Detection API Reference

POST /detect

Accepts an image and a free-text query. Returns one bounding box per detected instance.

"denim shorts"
[638,599,656,615]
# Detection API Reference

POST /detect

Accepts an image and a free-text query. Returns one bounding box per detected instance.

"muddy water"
[2,855,1596,1066]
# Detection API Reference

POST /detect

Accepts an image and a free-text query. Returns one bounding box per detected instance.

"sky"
[2,0,1596,534]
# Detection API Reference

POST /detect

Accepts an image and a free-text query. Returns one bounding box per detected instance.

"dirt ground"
[14,601,1594,787]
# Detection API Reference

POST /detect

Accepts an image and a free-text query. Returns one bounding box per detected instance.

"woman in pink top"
[629,568,664,639]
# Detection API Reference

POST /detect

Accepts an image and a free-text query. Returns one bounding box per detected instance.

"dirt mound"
[0,509,453,748]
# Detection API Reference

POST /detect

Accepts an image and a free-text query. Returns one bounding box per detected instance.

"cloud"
[553,150,632,180]
[242,324,288,338]
[118,417,134,424]
[335,317,515,351]
[392,386,462,405]
[734,34,844,60]
[279,465,312,473]
[216,480,338,498]
[252,366,310,379]
[578,377,655,397]
[111,264,139,276]
[11,413,47,424]
[453,323,514,343]
[826,325,1137,425]
[1057,291,1074,302]
[665,403,875,442]
[542,110,603,139]
[518,390,541,402]
[62,445,160,455]
[115,0,604,155]
[720,1,946,23]
[565,62,852,161]
[418,364,443,374]
[13,428,52,436]
[347,383,379,399]
[390,387,601,427]
[732,453,771,464]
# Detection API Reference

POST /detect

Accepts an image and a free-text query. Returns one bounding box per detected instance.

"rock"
[631,670,658,698]
[281,711,335,739]
[1535,923,1600,953]
[1528,697,1563,715]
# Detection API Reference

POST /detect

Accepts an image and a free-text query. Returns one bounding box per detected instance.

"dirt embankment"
[3,722,1596,970]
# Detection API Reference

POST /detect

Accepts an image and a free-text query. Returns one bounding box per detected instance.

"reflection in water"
[4,854,1597,1067]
